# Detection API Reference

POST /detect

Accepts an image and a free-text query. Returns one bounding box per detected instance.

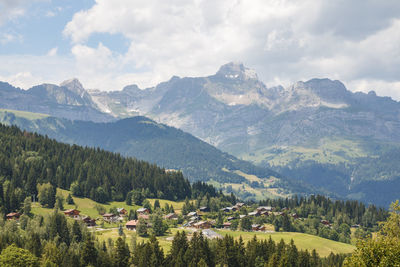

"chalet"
[6,212,20,220]
[220,206,236,212]
[126,220,138,230]
[223,222,232,229]
[227,216,235,221]
[137,208,150,214]
[260,211,269,216]
[63,209,80,219]
[235,202,245,208]
[138,214,150,220]
[351,224,360,228]
[252,224,266,231]
[82,216,96,227]
[189,216,200,222]
[248,211,260,217]
[199,206,210,212]
[187,211,197,217]
[117,208,127,216]
[239,214,247,219]
[321,220,331,227]
[183,220,196,227]
[291,213,299,219]
[103,213,118,223]
[257,206,273,212]
[164,213,178,220]
[193,221,213,229]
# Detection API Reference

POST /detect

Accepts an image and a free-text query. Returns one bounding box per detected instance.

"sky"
[0,0,400,100]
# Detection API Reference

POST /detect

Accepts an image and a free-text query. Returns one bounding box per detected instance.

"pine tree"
[154,199,160,210]
[80,235,98,266]
[113,237,130,267]
[72,220,82,242]
[137,218,148,237]
[66,193,74,205]
[118,224,124,236]
[23,196,32,216]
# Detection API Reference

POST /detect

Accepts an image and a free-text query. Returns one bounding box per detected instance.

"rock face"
[86,62,400,153]
[0,79,113,122]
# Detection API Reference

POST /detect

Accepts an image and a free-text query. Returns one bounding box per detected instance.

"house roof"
[64,209,80,213]
[137,208,149,212]
[6,212,20,217]
[126,220,138,226]
[103,213,116,217]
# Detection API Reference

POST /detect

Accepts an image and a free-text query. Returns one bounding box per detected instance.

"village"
[4,200,337,240]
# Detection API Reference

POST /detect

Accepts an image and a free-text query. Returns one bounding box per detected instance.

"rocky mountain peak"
[215,62,258,81]
[60,78,86,96]
[298,78,351,104]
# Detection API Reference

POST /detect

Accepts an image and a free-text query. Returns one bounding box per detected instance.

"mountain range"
[1,62,400,206]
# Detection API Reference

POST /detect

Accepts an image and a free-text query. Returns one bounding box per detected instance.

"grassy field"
[210,172,290,201]
[95,227,190,252]
[240,138,368,166]
[32,189,186,220]
[147,198,185,214]
[0,108,49,120]
[94,227,355,257]
[214,230,355,257]
[30,189,355,257]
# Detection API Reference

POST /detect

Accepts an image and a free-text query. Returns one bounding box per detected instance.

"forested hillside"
[0,111,317,200]
[0,123,192,214]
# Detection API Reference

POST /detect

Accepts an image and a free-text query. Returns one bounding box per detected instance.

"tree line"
[0,210,347,267]
[0,123,199,214]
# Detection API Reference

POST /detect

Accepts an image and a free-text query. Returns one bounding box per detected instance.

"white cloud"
[45,10,56,17]
[0,32,22,44]
[0,0,48,26]
[61,0,400,98]
[0,0,397,101]
[0,54,74,89]
[46,47,58,56]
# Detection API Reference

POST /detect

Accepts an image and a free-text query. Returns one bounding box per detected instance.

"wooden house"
[199,206,210,212]
[248,211,260,217]
[252,224,266,231]
[6,212,20,220]
[103,213,118,223]
[223,222,232,229]
[164,213,178,220]
[117,208,127,216]
[137,208,150,214]
[63,209,80,219]
[126,220,138,230]
[257,206,273,212]
[82,216,96,227]
[321,220,331,227]
[193,221,212,229]
[291,213,299,219]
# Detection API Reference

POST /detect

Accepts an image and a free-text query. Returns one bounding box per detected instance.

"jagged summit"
[60,78,85,96]
[215,62,258,80]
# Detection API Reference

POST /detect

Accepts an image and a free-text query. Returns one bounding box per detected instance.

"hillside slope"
[0,110,315,200]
